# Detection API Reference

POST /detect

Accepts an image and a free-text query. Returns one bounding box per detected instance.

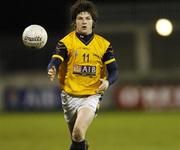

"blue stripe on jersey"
[55,41,68,60]
[102,45,115,63]
[47,41,67,71]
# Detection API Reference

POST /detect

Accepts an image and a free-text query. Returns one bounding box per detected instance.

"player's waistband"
[61,90,92,98]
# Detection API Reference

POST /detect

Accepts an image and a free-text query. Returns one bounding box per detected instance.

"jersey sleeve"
[52,41,68,62]
[102,44,116,65]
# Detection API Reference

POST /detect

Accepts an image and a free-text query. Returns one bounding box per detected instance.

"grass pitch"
[0,111,180,150]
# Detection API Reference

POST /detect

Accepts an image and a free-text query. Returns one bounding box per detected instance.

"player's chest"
[70,46,103,63]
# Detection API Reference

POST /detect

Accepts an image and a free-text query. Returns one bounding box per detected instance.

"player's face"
[75,11,93,35]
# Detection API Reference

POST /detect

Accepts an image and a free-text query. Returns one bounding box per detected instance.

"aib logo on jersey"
[73,65,96,76]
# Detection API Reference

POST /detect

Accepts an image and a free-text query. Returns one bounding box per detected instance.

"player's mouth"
[82,26,87,29]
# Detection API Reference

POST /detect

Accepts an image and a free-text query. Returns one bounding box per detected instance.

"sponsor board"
[3,86,61,111]
[114,85,180,109]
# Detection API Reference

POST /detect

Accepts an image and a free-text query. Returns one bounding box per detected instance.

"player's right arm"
[47,41,68,81]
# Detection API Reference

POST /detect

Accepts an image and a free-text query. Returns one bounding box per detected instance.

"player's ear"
[71,22,76,29]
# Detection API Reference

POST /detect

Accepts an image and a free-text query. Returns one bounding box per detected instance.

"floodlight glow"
[155,18,173,36]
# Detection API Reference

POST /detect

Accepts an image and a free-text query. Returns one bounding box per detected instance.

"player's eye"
[77,16,83,20]
[86,16,92,20]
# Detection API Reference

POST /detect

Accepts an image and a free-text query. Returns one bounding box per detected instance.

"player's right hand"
[96,79,109,94]
[48,66,56,81]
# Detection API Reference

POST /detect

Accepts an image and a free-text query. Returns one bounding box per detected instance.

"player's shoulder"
[58,31,75,43]
[94,34,110,44]
[94,33,110,47]
[55,31,74,44]
[57,31,75,49]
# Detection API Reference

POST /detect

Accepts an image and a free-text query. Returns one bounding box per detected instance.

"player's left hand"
[48,66,56,81]
[96,79,109,94]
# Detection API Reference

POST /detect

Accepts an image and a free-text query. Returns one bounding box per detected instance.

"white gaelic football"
[22,24,48,49]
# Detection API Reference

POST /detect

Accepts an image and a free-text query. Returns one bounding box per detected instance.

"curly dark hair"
[70,0,98,28]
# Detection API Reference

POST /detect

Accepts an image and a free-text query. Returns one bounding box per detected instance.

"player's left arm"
[97,45,119,92]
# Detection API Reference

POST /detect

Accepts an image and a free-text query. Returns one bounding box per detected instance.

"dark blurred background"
[1,0,180,111]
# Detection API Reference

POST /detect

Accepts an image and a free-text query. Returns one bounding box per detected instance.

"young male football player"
[47,0,119,149]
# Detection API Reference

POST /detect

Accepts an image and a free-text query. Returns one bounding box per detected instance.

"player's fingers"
[97,79,109,92]
[48,67,56,75]
[48,73,54,80]
[99,79,107,89]
[48,69,56,81]
[48,72,54,77]
[96,86,104,94]
[96,82,104,93]
[48,70,55,75]
[98,84,105,91]
[48,73,53,78]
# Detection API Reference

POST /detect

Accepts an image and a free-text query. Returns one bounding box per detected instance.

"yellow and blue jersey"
[52,31,116,96]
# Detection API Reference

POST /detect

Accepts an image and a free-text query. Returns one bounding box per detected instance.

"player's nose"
[82,18,87,23]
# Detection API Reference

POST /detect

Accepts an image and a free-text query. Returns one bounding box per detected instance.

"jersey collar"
[76,32,94,46]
